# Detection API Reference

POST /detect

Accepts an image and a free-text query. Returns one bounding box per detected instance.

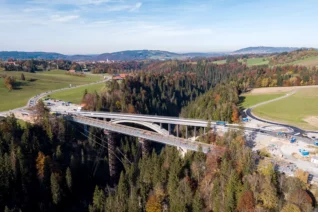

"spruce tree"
[66,167,72,192]
[50,173,61,205]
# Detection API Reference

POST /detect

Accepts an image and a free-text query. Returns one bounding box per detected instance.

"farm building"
[112,73,129,80]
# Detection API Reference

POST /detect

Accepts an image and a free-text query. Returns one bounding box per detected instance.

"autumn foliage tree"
[237,191,255,212]
[146,194,162,212]
[294,169,309,186]
[4,76,16,91]
[36,152,46,180]
[231,104,240,123]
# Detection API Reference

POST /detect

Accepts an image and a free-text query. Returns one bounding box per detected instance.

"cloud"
[28,0,120,6]
[105,2,142,12]
[130,2,142,11]
[50,15,79,22]
[23,7,47,12]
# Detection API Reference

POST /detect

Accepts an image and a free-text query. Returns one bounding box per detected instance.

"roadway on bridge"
[68,115,214,153]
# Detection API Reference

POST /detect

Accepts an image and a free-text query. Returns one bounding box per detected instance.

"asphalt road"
[245,86,318,140]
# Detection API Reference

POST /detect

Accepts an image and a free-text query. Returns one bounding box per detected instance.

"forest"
[0,113,315,211]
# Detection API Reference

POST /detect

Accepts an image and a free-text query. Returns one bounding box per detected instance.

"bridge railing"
[67,115,214,153]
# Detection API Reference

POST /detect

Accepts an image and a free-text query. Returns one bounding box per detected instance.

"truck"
[242,117,249,122]
[277,132,283,136]
[216,121,226,126]
[290,137,296,143]
[298,149,309,156]
[314,141,318,146]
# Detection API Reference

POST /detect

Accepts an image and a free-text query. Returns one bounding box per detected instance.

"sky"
[0,0,318,54]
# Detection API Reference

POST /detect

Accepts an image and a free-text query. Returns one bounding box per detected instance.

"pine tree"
[66,167,72,192]
[92,186,105,211]
[118,172,129,202]
[192,191,203,212]
[56,145,62,161]
[50,173,61,205]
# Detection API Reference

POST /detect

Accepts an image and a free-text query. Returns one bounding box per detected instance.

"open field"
[239,93,284,109]
[0,70,102,111]
[244,58,269,66]
[212,59,226,65]
[49,82,105,104]
[281,55,318,67]
[253,88,318,130]
[247,86,298,94]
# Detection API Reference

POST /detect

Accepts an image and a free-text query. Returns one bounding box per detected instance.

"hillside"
[233,46,300,54]
[269,48,318,66]
[0,51,65,60]
[0,50,191,61]
[1,47,315,61]
[93,50,184,61]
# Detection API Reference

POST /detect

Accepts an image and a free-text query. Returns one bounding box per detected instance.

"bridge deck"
[68,116,213,153]
[67,111,239,128]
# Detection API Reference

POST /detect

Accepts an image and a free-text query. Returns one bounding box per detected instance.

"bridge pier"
[139,138,152,157]
[84,124,88,136]
[104,130,119,182]
[176,125,179,137]
[168,124,171,135]
[194,126,196,138]
[186,126,188,139]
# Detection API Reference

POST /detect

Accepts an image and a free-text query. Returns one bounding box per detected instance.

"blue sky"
[0,0,317,54]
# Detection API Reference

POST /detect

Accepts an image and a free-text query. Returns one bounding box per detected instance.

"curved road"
[0,76,110,117]
[245,86,318,135]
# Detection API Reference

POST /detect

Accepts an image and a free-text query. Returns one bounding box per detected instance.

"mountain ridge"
[0,47,312,61]
[232,46,301,54]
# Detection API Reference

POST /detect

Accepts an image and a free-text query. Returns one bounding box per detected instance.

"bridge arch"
[110,120,169,135]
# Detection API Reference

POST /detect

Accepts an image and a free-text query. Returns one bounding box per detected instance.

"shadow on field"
[28,78,37,82]
[14,81,30,90]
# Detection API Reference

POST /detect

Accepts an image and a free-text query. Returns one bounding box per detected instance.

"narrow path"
[245,86,318,134]
[0,77,110,116]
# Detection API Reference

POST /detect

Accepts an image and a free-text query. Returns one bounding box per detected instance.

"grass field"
[0,70,102,111]
[253,88,318,130]
[281,55,318,67]
[239,93,285,109]
[245,58,269,66]
[212,59,226,65]
[49,82,105,104]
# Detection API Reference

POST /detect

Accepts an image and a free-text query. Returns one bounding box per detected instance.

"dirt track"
[248,85,318,94]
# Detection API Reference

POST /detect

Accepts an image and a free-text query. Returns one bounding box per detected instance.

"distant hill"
[0,51,65,60]
[93,50,184,61]
[233,46,301,54]
[1,47,314,61]
[0,50,227,61]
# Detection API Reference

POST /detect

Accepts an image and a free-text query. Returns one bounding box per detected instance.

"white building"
[311,156,318,164]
